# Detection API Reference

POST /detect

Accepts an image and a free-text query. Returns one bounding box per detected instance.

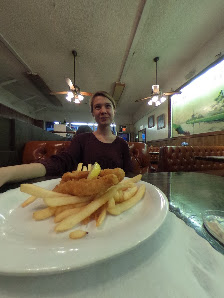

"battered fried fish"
[54,174,119,197]
[99,168,125,182]
[61,171,89,182]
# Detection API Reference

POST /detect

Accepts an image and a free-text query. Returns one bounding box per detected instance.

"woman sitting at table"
[0,91,133,187]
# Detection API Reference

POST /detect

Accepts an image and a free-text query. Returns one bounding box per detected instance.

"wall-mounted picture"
[138,128,146,143]
[148,115,155,128]
[157,114,165,130]
[172,59,224,137]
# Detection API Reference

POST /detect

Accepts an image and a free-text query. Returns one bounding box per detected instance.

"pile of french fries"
[20,163,146,240]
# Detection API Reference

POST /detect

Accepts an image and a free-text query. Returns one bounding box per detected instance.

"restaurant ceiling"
[0,0,224,121]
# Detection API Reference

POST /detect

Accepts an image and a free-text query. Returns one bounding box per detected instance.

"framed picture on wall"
[171,58,224,137]
[157,114,165,130]
[138,128,146,143]
[148,115,155,128]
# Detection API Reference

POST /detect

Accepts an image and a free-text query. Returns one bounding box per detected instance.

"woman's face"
[92,96,115,126]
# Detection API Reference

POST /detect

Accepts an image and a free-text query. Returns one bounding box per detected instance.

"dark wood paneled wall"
[147,131,224,147]
[0,103,44,128]
[0,117,65,167]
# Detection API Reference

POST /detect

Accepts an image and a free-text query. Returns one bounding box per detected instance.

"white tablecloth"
[0,212,223,298]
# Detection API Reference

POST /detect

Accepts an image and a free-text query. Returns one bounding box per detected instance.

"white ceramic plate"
[0,179,168,276]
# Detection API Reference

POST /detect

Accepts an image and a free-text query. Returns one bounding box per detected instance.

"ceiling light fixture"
[136,57,181,105]
[65,51,85,104]
[51,50,93,104]
[147,57,165,106]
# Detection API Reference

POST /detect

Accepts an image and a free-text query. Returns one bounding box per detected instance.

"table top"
[1,172,224,297]
[141,172,224,254]
[1,211,224,298]
[1,172,223,254]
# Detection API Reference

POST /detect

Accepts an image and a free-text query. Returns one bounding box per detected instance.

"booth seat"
[22,141,71,164]
[158,146,224,174]
[128,142,151,174]
[148,146,160,162]
[22,140,151,174]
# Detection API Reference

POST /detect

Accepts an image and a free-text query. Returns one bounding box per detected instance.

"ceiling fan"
[135,57,181,104]
[50,50,93,103]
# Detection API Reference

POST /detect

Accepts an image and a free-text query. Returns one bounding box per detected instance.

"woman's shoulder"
[71,132,93,145]
[115,136,129,146]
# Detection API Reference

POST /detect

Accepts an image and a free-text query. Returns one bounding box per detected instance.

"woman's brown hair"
[90,91,116,113]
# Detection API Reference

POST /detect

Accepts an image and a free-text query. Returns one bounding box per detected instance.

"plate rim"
[0,179,169,276]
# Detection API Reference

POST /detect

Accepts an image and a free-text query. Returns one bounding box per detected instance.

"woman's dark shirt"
[40,133,133,176]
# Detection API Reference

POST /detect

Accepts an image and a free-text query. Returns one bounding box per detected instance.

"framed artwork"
[157,114,165,130]
[148,115,155,128]
[138,128,146,143]
[172,59,224,137]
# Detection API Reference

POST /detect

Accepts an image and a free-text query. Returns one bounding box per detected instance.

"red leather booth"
[22,141,151,174]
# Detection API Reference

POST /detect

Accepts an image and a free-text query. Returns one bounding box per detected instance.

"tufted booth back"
[22,141,71,164]
[22,140,151,174]
[128,142,151,174]
[148,146,160,162]
[158,146,224,172]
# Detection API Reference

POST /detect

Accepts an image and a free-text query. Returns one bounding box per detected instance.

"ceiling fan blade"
[66,78,75,90]
[50,91,68,95]
[80,91,93,96]
[135,96,152,102]
[163,90,182,96]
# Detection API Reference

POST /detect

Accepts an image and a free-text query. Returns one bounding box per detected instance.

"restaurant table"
[195,156,224,162]
[0,172,224,298]
[141,172,224,254]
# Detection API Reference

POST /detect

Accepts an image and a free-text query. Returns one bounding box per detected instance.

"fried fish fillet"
[99,168,125,182]
[54,174,119,197]
[61,168,125,183]
[61,171,89,182]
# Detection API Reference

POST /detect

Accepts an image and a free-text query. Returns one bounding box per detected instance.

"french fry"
[107,184,146,215]
[43,195,92,207]
[54,207,83,223]
[122,182,136,190]
[108,197,115,209]
[77,163,83,171]
[33,207,56,220]
[74,202,89,208]
[21,196,37,207]
[20,184,74,198]
[120,174,142,185]
[123,186,138,201]
[81,216,92,225]
[55,184,130,232]
[96,205,107,227]
[113,191,119,201]
[69,230,88,239]
[20,166,145,240]
[54,204,78,216]
[114,189,124,203]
